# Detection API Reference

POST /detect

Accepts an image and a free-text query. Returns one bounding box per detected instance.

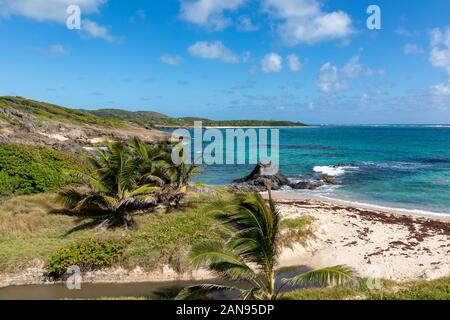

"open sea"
[171,125,450,216]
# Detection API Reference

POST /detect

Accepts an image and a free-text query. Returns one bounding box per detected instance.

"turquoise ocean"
[173,126,450,216]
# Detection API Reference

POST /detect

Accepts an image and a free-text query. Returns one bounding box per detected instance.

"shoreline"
[156,125,313,129]
[271,195,449,281]
[265,191,450,221]
[1,194,448,288]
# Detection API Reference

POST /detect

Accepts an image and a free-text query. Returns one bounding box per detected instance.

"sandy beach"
[268,192,450,281]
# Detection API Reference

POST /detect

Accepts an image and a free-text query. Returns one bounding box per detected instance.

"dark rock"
[292,180,324,190]
[321,175,338,185]
[232,162,339,192]
[232,162,290,191]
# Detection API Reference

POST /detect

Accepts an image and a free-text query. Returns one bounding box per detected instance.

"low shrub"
[46,239,125,278]
[0,144,89,196]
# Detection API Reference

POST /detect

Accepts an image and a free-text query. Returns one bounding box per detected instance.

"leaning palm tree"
[176,187,356,300]
[58,141,160,228]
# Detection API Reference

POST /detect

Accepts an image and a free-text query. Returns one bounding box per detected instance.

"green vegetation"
[279,216,316,246]
[47,239,125,277]
[0,189,232,273]
[0,96,306,128]
[283,277,450,300]
[57,137,197,228]
[90,108,307,127]
[176,190,355,300]
[0,144,90,197]
[0,96,123,127]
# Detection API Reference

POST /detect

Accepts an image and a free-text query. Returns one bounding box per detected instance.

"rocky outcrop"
[0,102,173,152]
[231,162,334,192]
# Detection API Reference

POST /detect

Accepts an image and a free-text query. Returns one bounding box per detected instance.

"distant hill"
[0,96,171,150]
[90,109,170,124]
[0,96,307,150]
[88,109,307,128]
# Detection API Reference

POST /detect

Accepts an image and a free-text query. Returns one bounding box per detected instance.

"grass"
[282,277,450,300]
[0,189,448,301]
[0,188,234,273]
[279,216,316,246]
[0,96,124,127]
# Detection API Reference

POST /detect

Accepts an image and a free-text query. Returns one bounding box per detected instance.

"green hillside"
[89,109,307,127]
[0,96,123,127]
[0,96,307,128]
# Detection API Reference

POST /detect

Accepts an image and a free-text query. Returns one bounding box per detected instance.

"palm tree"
[176,188,356,300]
[157,141,200,208]
[58,140,161,228]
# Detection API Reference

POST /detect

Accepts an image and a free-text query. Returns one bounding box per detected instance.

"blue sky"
[1,0,450,124]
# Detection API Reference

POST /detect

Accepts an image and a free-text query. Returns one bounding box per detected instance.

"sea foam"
[313,165,356,177]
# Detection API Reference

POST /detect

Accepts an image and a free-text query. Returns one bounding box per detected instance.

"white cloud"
[179,0,246,30]
[261,53,283,73]
[429,27,450,75]
[395,27,414,37]
[286,54,302,72]
[317,52,382,93]
[365,67,385,77]
[129,9,146,23]
[317,62,346,93]
[0,1,119,43]
[236,15,258,32]
[404,43,424,55]
[49,44,65,55]
[262,0,353,45]
[81,19,117,43]
[0,0,106,22]
[160,55,183,66]
[34,44,66,56]
[341,54,363,78]
[360,92,369,104]
[188,41,239,63]
[430,82,450,96]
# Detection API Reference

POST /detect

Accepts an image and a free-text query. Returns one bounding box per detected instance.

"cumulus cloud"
[179,0,246,30]
[317,62,346,93]
[0,0,106,22]
[360,92,369,104]
[262,0,353,45]
[430,82,450,96]
[341,54,363,78]
[0,0,120,43]
[317,52,382,93]
[49,44,66,55]
[188,41,239,63]
[81,19,117,43]
[404,43,424,55]
[160,55,184,66]
[236,15,258,32]
[261,53,283,73]
[429,27,450,75]
[286,54,302,72]
[34,44,66,56]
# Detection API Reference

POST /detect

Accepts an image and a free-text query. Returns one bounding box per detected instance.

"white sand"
[270,192,450,281]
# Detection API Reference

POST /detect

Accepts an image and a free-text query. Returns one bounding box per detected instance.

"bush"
[0,144,89,196]
[46,240,125,278]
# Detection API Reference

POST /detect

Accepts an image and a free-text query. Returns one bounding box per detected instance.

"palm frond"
[188,241,257,281]
[284,265,357,287]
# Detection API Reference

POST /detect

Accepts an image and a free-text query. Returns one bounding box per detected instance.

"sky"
[1,0,450,124]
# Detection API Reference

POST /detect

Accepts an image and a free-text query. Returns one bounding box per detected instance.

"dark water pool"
[0,266,308,300]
